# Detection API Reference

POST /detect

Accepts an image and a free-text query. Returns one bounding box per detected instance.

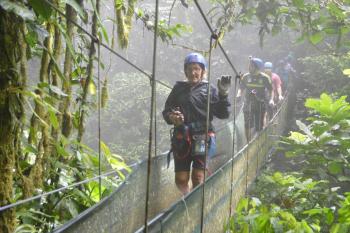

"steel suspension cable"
[228,75,239,218]
[193,0,239,76]
[199,34,216,233]
[97,38,102,199]
[245,105,252,195]
[193,0,243,226]
[0,168,122,212]
[43,0,172,90]
[143,0,159,231]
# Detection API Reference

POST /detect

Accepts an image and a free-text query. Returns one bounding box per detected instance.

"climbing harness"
[167,124,192,165]
[167,123,216,168]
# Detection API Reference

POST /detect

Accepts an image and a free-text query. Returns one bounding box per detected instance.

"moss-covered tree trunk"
[0,9,24,233]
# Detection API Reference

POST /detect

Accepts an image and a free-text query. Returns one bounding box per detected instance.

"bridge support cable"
[228,75,239,218]
[199,34,216,233]
[0,168,122,213]
[245,112,250,196]
[144,0,160,232]
[97,38,102,199]
[188,1,245,230]
[193,0,239,77]
[256,105,262,177]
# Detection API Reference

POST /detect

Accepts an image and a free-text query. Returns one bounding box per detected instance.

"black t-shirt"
[162,81,231,125]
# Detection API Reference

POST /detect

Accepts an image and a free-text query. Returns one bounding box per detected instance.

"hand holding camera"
[169,107,184,126]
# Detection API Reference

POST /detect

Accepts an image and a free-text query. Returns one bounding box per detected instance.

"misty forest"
[1,0,350,232]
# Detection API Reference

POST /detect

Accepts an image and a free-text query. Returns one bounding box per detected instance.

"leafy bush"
[226,94,350,232]
[226,188,350,233]
[281,93,350,184]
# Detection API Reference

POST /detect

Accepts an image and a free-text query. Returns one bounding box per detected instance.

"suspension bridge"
[50,93,292,233]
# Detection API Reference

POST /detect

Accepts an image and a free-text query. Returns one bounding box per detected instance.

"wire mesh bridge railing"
[52,94,292,233]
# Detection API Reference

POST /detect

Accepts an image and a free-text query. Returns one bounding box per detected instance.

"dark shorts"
[173,133,216,172]
[174,154,206,172]
[243,101,266,131]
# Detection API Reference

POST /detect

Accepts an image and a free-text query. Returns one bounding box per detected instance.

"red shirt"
[271,73,282,98]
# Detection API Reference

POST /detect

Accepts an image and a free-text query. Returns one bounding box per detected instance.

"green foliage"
[226,196,315,232]
[62,0,87,21]
[226,172,350,233]
[210,0,350,51]
[135,8,192,43]
[227,94,350,232]
[343,69,350,77]
[281,93,350,183]
[250,172,334,212]
[28,0,53,20]
[157,20,193,42]
[14,137,130,232]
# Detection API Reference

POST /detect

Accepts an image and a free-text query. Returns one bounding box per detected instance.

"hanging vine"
[77,0,100,142]
[115,0,129,48]
[59,2,79,138]
[114,0,137,48]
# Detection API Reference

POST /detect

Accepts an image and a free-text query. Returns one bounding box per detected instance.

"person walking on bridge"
[276,55,296,93]
[237,57,273,142]
[162,52,231,195]
[264,61,283,121]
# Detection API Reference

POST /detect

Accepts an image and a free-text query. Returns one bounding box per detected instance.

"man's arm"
[162,87,177,125]
[264,74,274,105]
[275,74,284,101]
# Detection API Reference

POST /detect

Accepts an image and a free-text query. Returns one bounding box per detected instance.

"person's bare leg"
[191,168,205,188]
[263,111,268,128]
[175,171,190,195]
[245,124,251,142]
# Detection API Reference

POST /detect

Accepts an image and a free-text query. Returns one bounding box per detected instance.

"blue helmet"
[250,57,264,71]
[184,53,207,70]
[264,62,273,69]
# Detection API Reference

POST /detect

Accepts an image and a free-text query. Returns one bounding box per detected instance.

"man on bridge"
[162,52,231,195]
[237,57,273,142]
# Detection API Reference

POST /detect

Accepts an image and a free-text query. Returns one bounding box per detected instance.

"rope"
[143,0,159,231]
[43,0,172,90]
[245,108,250,195]
[189,1,244,228]
[97,38,102,199]
[193,0,239,76]
[199,33,216,233]
[228,75,239,218]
